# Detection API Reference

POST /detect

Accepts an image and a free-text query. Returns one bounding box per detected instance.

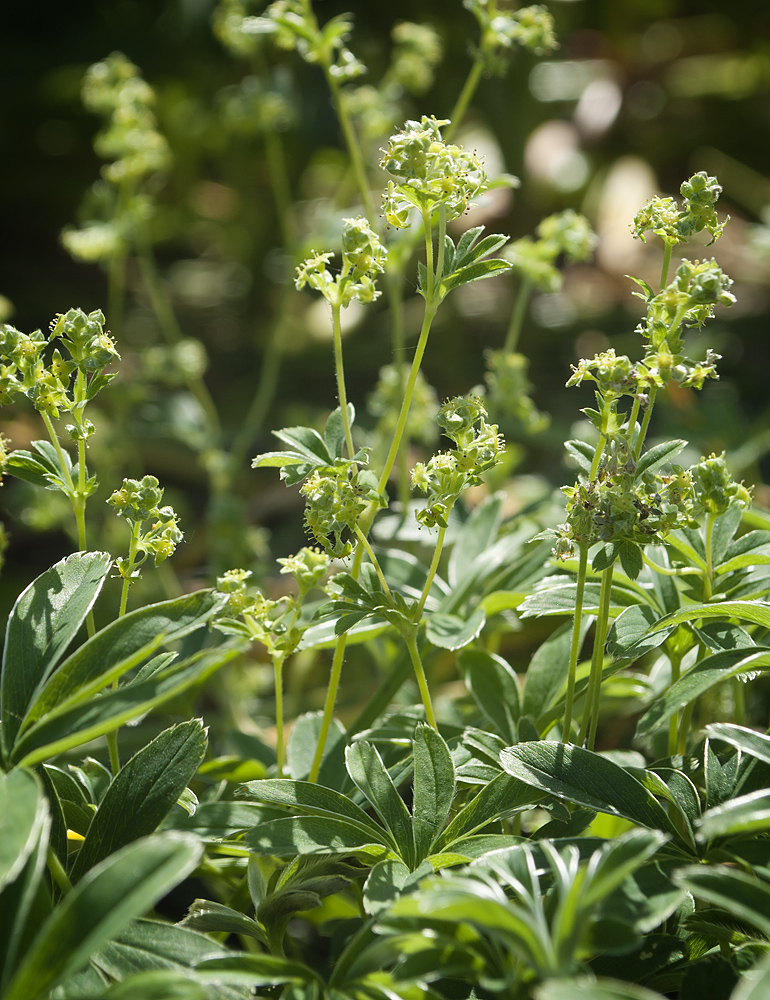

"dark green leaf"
[675,865,770,937]
[11,644,243,768]
[425,608,485,650]
[1,551,112,761]
[345,741,413,864]
[635,440,687,479]
[412,723,454,863]
[20,590,223,735]
[435,770,540,851]
[606,604,670,658]
[3,833,202,1000]
[698,788,770,840]
[705,723,770,766]
[459,647,520,743]
[440,258,511,295]
[636,650,770,737]
[70,720,207,881]
[243,814,392,859]
[363,858,432,916]
[500,742,681,839]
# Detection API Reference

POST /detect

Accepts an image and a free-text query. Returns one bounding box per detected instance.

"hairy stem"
[308,634,348,782]
[445,57,484,142]
[503,274,533,354]
[354,526,392,600]
[416,523,448,618]
[579,563,614,750]
[404,631,437,730]
[332,302,355,458]
[274,653,286,777]
[563,544,588,742]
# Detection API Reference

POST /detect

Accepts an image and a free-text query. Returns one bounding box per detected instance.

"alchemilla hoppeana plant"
[3,3,770,1000]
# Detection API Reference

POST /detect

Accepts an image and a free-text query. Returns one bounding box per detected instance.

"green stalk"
[633,385,658,462]
[660,241,674,289]
[354,526,392,600]
[704,511,716,601]
[308,634,348,782]
[416,524,447,618]
[134,234,220,437]
[503,274,533,354]
[579,563,614,749]
[332,302,355,458]
[563,544,588,742]
[41,412,84,548]
[274,653,286,777]
[445,57,484,142]
[47,847,73,895]
[667,652,682,758]
[404,631,437,730]
[377,301,439,496]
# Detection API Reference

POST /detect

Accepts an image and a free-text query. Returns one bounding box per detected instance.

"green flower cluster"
[81,52,171,185]
[243,1,365,82]
[277,546,332,596]
[563,443,695,553]
[411,396,504,528]
[635,258,735,388]
[368,364,439,447]
[464,1,558,74]
[0,308,119,426]
[295,217,386,306]
[300,464,380,557]
[380,116,487,227]
[484,349,549,433]
[62,54,169,264]
[505,209,597,293]
[632,172,727,247]
[692,453,751,516]
[108,474,183,571]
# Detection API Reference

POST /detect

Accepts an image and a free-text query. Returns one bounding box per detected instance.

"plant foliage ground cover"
[2,2,770,999]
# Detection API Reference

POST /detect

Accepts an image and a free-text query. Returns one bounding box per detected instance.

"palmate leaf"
[704,723,770,766]
[500,742,684,844]
[697,788,770,840]
[458,647,520,744]
[69,720,208,881]
[412,723,455,863]
[93,918,253,1000]
[346,740,415,867]
[425,608,486,649]
[0,769,51,992]
[675,865,770,938]
[3,834,202,1000]
[1,550,113,763]
[18,589,224,736]
[636,649,770,737]
[9,643,244,768]
[5,439,74,491]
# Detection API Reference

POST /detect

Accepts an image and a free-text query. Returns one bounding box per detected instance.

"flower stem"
[354,526,392,600]
[377,301,439,495]
[274,653,286,777]
[579,563,614,749]
[445,57,484,141]
[416,524,447,618]
[633,385,658,462]
[503,274,533,354]
[404,631,437,730]
[563,544,588,742]
[332,302,355,458]
[308,634,348,782]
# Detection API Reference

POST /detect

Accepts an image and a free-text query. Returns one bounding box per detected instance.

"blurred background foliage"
[2,0,770,627]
